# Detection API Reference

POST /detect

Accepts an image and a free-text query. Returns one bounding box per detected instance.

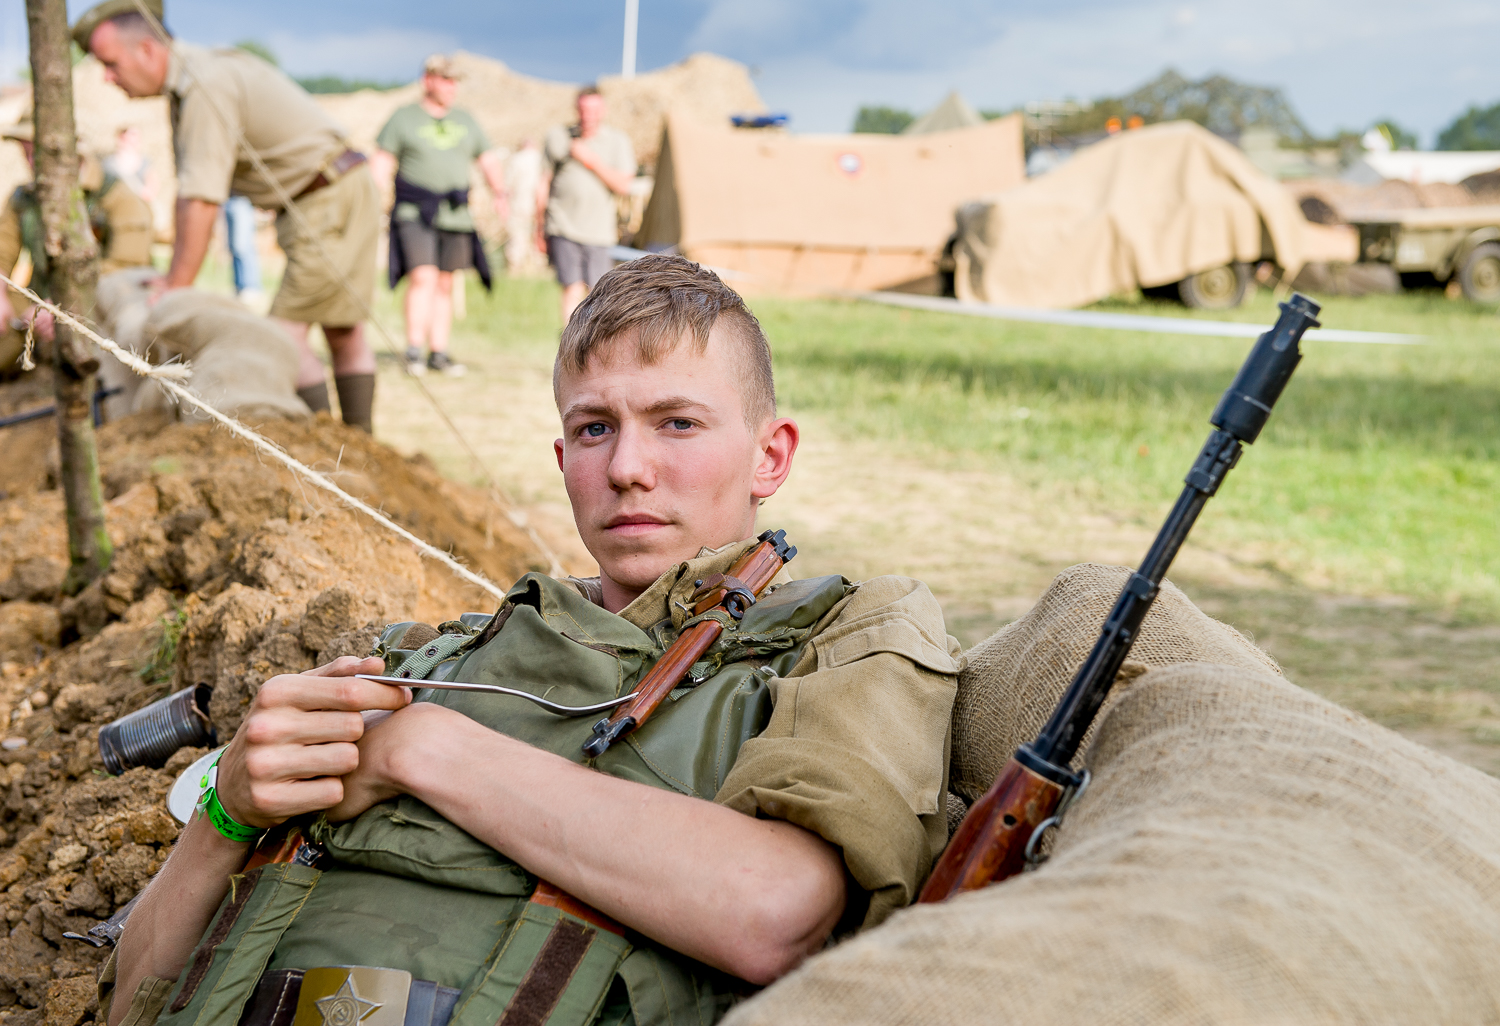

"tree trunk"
[26,0,112,594]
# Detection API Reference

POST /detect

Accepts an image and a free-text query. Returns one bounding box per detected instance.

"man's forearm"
[108,817,251,1026]
[385,706,846,984]
[371,150,396,191]
[477,152,508,204]
[575,152,633,196]
[166,198,220,289]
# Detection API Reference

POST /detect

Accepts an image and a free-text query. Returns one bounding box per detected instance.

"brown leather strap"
[294,150,368,199]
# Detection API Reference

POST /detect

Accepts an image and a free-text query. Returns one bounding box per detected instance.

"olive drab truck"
[1347,205,1500,304]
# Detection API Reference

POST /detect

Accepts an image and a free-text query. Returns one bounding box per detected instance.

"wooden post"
[26,0,112,593]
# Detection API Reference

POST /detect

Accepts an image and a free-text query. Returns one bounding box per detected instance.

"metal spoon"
[356,674,637,718]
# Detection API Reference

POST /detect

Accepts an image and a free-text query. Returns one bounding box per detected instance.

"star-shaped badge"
[315,975,382,1026]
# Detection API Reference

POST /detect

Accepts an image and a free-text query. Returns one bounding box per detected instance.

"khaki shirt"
[574,537,963,929]
[0,167,153,304]
[167,43,347,209]
[543,124,634,247]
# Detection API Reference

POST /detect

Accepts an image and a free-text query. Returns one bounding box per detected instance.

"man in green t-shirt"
[373,55,508,377]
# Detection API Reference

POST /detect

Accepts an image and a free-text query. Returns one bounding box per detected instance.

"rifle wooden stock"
[919,758,1064,901]
[582,529,796,757]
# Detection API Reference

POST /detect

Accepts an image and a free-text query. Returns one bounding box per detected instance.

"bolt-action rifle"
[920,294,1322,903]
[582,529,797,758]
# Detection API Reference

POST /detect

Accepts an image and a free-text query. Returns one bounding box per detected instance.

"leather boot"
[334,373,375,433]
[296,382,331,414]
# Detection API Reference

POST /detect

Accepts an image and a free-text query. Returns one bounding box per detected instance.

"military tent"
[952,120,1358,309]
[636,112,1024,293]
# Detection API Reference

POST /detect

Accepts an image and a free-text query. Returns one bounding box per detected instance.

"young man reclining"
[102,255,962,1026]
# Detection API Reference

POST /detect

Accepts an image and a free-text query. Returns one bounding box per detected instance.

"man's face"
[554,325,797,609]
[18,141,33,172]
[577,94,605,135]
[89,22,169,98]
[424,74,458,108]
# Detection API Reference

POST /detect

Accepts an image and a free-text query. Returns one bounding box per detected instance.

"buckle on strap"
[293,967,411,1026]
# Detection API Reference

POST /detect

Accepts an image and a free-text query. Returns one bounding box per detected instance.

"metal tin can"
[98,684,216,775]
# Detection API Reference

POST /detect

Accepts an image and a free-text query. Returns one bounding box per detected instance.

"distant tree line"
[1438,103,1500,151]
[234,39,404,94]
[854,69,1500,151]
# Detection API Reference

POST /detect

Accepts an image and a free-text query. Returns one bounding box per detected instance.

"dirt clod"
[0,401,548,1022]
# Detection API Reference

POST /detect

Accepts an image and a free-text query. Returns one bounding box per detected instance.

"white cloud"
[744,0,1500,141]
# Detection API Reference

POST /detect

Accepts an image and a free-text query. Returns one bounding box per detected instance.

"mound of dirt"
[0,405,549,1025]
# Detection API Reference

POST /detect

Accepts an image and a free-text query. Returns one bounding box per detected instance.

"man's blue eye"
[671,419,693,431]
[584,423,609,437]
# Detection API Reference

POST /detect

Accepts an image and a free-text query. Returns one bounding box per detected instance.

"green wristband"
[196,755,261,843]
[203,787,260,843]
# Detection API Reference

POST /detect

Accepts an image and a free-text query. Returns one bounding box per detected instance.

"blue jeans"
[224,195,262,294]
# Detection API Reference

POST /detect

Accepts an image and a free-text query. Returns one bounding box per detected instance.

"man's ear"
[751,418,799,500]
[554,438,565,473]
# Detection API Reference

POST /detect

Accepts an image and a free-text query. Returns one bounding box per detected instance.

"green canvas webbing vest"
[155,570,853,1026]
[12,174,117,299]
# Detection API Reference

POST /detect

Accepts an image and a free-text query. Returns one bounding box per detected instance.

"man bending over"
[101,255,961,1026]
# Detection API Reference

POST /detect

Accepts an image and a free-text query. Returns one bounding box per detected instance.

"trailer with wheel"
[1347,206,1500,304]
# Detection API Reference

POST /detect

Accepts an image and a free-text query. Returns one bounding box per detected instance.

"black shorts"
[547,236,614,288]
[396,219,473,273]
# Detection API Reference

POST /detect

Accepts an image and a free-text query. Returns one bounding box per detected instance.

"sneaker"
[405,347,427,376]
[428,351,467,377]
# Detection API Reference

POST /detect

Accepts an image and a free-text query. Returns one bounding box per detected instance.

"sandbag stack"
[94,269,310,424]
[728,564,1500,1025]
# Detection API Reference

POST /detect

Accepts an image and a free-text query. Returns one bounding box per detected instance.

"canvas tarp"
[953,120,1358,309]
[637,112,1024,293]
[903,92,984,135]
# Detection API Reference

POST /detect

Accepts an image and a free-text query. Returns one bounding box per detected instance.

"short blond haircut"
[553,254,776,426]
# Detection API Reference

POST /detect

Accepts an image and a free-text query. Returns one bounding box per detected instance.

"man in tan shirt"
[72,0,381,431]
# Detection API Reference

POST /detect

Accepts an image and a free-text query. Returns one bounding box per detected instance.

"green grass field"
[438,277,1499,616]
[760,289,1500,616]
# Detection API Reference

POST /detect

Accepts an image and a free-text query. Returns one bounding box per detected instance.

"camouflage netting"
[727,565,1500,1025]
[0,409,547,1026]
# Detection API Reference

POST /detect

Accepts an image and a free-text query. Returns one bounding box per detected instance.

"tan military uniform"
[0,158,153,370]
[578,537,963,927]
[165,42,377,325]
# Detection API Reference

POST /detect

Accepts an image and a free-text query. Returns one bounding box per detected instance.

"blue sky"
[3,1,1497,145]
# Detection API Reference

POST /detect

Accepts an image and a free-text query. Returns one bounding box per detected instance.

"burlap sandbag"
[94,268,159,419]
[729,660,1500,1024]
[726,574,1500,1025]
[140,289,310,423]
[949,562,1280,806]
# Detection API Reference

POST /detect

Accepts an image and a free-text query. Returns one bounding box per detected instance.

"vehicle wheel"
[1178,263,1250,309]
[1459,242,1500,304]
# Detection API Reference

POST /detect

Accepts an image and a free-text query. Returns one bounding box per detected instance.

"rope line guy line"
[2,270,509,602]
[119,0,564,576]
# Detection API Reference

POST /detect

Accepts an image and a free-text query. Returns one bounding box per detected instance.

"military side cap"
[422,54,463,80]
[72,0,164,50]
[0,121,33,143]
